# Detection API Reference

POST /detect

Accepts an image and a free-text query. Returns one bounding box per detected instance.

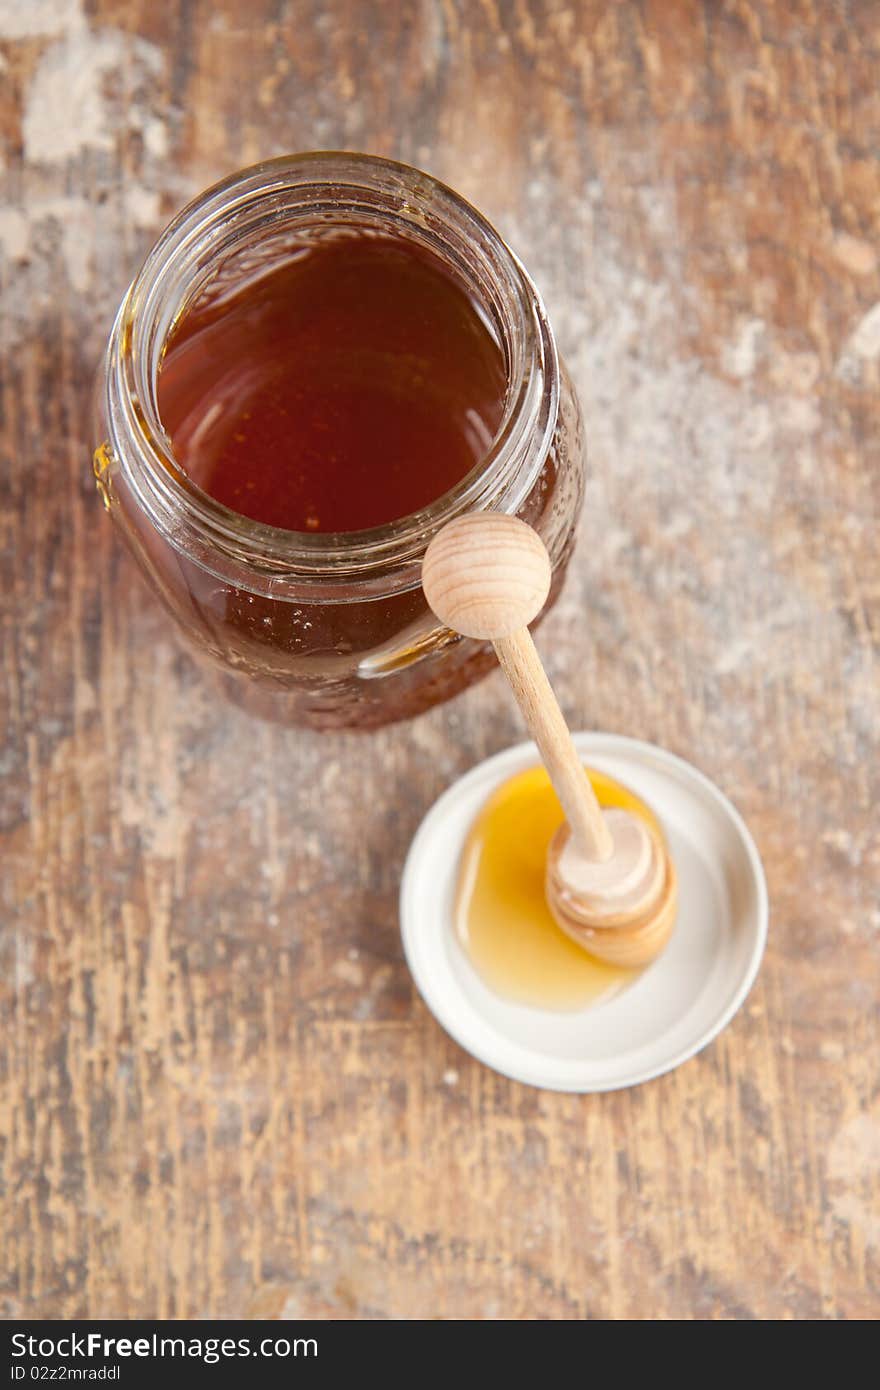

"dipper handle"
[422,513,613,862]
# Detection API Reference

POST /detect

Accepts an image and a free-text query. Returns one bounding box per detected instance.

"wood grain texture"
[1,0,878,1320]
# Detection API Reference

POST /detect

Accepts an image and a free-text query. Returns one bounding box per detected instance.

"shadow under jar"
[93,153,586,729]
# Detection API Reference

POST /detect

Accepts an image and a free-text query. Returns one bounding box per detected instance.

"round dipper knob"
[422,512,551,641]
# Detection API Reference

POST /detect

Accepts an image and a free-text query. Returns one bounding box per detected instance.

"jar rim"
[104,151,559,592]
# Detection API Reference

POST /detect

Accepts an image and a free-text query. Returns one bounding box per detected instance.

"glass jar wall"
[92,153,585,728]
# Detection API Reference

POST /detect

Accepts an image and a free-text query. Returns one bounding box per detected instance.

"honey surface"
[157,233,507,533]
[455,765,660,1010]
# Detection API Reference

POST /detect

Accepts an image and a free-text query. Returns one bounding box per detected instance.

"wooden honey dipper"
[422,512,677,968]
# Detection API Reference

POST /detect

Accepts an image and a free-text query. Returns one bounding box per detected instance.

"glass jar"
[92,153,585,729]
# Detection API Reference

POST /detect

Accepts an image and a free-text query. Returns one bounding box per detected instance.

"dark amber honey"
[97,154,586,727]
[157,234,508,532]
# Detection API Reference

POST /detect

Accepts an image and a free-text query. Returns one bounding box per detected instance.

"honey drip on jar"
[455,766,663,1010]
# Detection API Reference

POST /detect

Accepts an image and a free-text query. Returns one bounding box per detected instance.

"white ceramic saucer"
[400,733,768,1092]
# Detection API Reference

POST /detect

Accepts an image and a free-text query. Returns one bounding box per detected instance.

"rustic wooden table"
[2,0,878,1321]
